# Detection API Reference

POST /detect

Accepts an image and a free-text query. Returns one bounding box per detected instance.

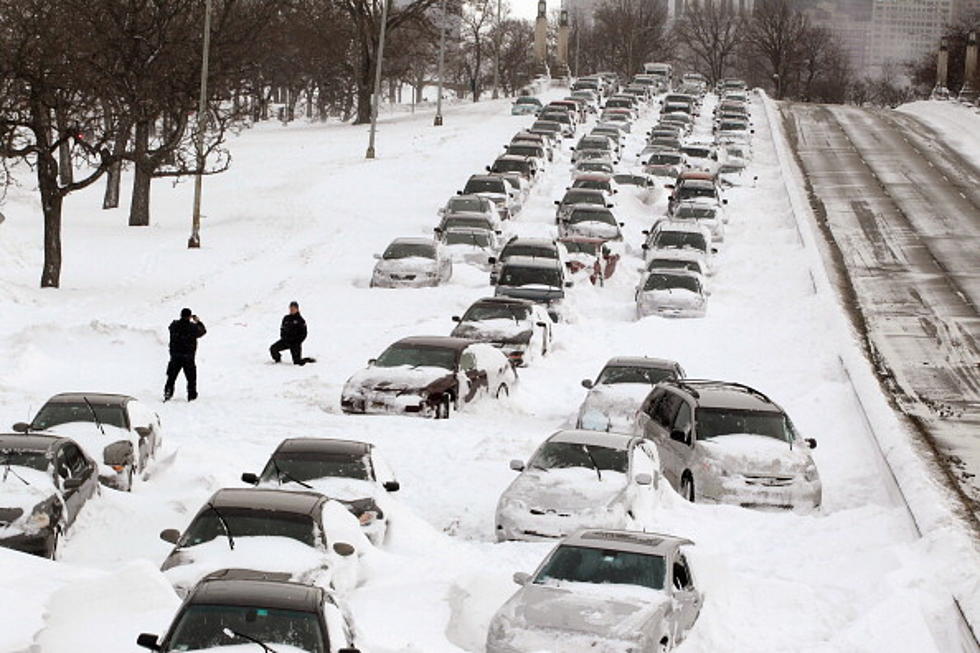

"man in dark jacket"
[164,308,207,402]
[270,301,314,365]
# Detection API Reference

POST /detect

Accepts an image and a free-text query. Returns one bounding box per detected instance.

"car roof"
[604,356,678,370]
[189,572,323,612]
[658,222,706,234]
[208,488,326,515]
[389,237,435,247]
[563,188,606,198]
[469,296,535,308]
[44,392,133,406]
[496,155,532,163]
[274,438,372,456]
[662,379,781,411]
[546,429,637,449]
[679,171,715,181]
[574,173,612,182]
[0,433,65,452]
[467,175,506,183]
[563,529,694,555]
[504,237,557,249]
[501,255,561,270]
[393,335,475,351]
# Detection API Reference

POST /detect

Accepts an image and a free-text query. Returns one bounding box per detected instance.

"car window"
[654,393,682,429]
[460,351,478,371]
[62,443,88,477]
[54,448,70,480]
[673,402,692,435]
[673,554,693,590]
[630,444,656,476]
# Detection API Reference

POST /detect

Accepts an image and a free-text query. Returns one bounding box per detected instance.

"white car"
[437,194,503,229]
[641,222,714,271]
[495,430,663,541]
[635,269,707,319]
[371,237,453,288]
[450,296,553,367]
[462,175,518,220]
[666,200,725,242]
[441,227,501,270]
[576,357,685,432]
[559,206,623,242]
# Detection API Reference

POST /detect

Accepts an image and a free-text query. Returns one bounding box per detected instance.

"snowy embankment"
[0,85,976,652]
[897,100,980,169]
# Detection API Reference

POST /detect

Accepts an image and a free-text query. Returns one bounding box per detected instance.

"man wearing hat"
[165,308,207,401]
[270,301,314,365]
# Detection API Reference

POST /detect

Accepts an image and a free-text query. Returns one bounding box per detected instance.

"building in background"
[866,0,956,78]
[800,0,873,75]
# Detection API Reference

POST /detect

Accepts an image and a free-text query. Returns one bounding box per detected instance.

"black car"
[0,434,99,558]
[137,569,360,652]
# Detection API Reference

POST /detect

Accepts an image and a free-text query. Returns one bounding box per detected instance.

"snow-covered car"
[437,194,502,228]
[341,336,518,418]
[241,438,400,546]
[714,118,753,144]
[590,125,624,150]
[571,160,615,178]
[635,379,822,511]
[554,188,611,223]
[666,173,727,213]
[440,227,501,270]
[635,269,707,319]
[642,222,714,271]
[504,142,547,168]
[489,237,562,285]
[659,112,693,134]
[511,131,555,161]
[538,110,575,137]
[461,175,516,220]
[641,251,709,281]
[495,430,662,541]
[450,296,553,366]
[370,237,452,288]
[560,237,621,285]
[576,357,685,432]
[0,434,99,558]
[159,488,365,598]
[487,529,703,652]
[569,89,599,112]
[13,392,162,491]
[511,96,542,115]
[680,142,723,174]
[494,256,570,322]
[570,173,619,197]
[559,206,624,242]
[643,149,685,180]
[136,570,361,653]
[529,119,564,143]
[665,200,725,241]
[488,155,539,184]
[572,135,617,162]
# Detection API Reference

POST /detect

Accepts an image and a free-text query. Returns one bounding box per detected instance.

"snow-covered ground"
[897,100,980,169]
[1,88,977,652]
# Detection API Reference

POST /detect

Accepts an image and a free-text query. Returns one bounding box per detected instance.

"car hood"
[260,477,379,503]
[451,319,532,344]
[699,433,812,474]
[0,467,57,522]
[37,422,132,473]
[507,582,669,638]
[505,468,626,512]
[638,288,704,307]
[374,257,437,273]
[346,365,455,393]
[162,536,328,588]
[566,222,621,240]
[581,384,654,418]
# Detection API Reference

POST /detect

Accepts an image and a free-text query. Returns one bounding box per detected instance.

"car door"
[669,400,696,477]
[670,552,702,637]
[627,442,658,523]
[56,444,92,527]
[650,392,685,488]
[459,348,486,404]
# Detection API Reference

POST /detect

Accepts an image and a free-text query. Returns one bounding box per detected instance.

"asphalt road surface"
[781,102,980,522]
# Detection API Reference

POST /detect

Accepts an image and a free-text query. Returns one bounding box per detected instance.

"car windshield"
[578,138,609,149]
[562,191,604,205]
[508,146,539,157]
[260,452,371,484]
[448,197,487,213]
[562,240,599,255]
[531,121,560,132]
[720,122,747,131]
[678,185,716,200]
[536,545,666,591]
[530,442,627,472]
[647,154,681,166]
[462,303,530,322]
[573,180,610,192]
[443,217,492,231]
[516,97,539,105]
[180,508,316,548]
[498,266,561,288]
[502,244,556,260]
[167,604,324,653]
[464,179,506,194]
[32,402,128,430]
[569,209,615,225]
[578,162,613,173]
[375,344,457,370]
[493,160,527,174]
[383,243,434,260]
[676,206,716,220]
[0,450,49,472]
[696,407,791,442]
[643,273,701,293]
[682,148,711,158]
[596,365,675,385]
[653,232,707,251]
[647,258,702,274]
[445,231,491,247]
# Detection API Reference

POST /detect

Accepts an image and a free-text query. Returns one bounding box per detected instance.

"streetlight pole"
[366,0,390,159]
[188,0,212,249]
[434,0,447,126]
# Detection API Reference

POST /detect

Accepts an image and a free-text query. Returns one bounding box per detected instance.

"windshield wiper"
[582,445,602,481]
[82,397,106,436]
[1,457,31,486]
[271,458,312,489]
[223,627,277,653]
[208,502,235,550]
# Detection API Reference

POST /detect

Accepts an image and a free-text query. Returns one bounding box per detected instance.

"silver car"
[495,430,662,542]
[576,357,685,432]
[370,237,452,288]
[487,529,703,652]
[635,379,821,511]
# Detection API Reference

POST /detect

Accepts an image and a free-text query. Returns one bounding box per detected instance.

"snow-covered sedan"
[370,237,452,288]
[636,269,707,319]
[461,175,516,220]
[667,200,726,241]
[440,227,500,270]
[495,430,662,541]
[241,438,400,546]
[0,434,99,558]
[559,206,624,242]
[437,194,502,228]
[643,149,685,180]
[341,336,517,418]
[487,529,703,652]
[137,570,361,653]
[554,188,611,223]
[159,488,365,598]
[13,392,162,491]
[641,223,714,271]
[576,357,685,432]
[450,296,552,366]
[494,256,570,322]
[489,237,562,285]
[636,379,821,511]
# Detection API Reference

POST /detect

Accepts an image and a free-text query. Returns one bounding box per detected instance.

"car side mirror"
[712,247,719,254]
[12,422,29,433]
[606,203,614,208]
[619,222,625,227]
[456,190,462,195]
[134,426,151,438]
[372,253,381,260]
[513,571,531,585]
[333,542,356,557]
[433,227,442,234]
[485,166,491,172]
[509,459,525,472]
[159,528,181,545]
[368,358,377,366]
[581,379,594,389]
[63,477,84,490]
[806,438,817,449]
[641,229,649,235]
[641,243,649,250]
[383,480,401,492]
[564,281,574,288]
[451,315,461,322]
[136,633,161,651]
[338,649,361,653]
[670,429,687,443]
[554,201,560,206]
[536,321,547,328]
[722,199,728,205]
[495,230,502,235]
[488,256,497,264]
[635,473,653,486]
[241,472,259,485]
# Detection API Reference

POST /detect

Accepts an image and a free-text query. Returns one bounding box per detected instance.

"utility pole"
[366,0,390,159]
[434,0,447,125]
[188,0,212,249]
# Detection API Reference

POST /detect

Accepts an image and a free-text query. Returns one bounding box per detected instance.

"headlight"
[22,511,50,534]
[499,496,527,513]
[358,510,378,526]
[803,463,819,482]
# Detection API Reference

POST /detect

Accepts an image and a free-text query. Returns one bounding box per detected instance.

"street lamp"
[188,0,212,249]
[434,0,447,126]
[366,0,391,159]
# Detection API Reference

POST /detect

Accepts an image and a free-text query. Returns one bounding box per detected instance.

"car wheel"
[496,384,509,399]
[436,395,452,419]
[681,474,695,503]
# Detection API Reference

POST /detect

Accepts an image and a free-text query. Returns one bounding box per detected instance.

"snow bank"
[897,100,980,169]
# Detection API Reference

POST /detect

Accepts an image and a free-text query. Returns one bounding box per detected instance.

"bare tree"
[580,0,671,78]
[673,0,745,84]
[746,0,809,98]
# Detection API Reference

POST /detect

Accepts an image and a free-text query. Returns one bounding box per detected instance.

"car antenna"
[208,501,235,550]
[82,397,105,436]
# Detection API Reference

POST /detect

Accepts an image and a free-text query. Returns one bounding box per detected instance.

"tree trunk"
[355,42,374,124]
[55,107,73,186]
[103,119,129,210]
[128,120,152,227]
[38,155,64,288]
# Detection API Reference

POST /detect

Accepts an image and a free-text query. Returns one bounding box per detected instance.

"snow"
[0,84,977,652]
[0,466,58,524]
[896,100,980,169]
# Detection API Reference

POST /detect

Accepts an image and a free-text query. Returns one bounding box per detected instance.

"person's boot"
[163,386,174,402]
[188,390,198,401]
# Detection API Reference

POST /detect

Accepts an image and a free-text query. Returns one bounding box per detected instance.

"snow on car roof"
[604,356,678,370]
[546,429,637,450]
[470,296,535,308]
[190,573,323,612]
[573,173,613,182]
[208,488,325,515]
[394,335,475,351]
[565,528,694,554]
[657,222,708,234]
[276,438,372,456]
[0,433,64,452]
[501,255,562,270]
[46,392,133,405]
[663,379,781,412]
[390,237,435,247]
